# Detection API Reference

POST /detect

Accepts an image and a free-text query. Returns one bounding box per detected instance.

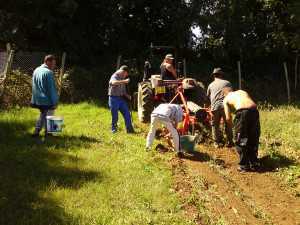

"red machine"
[169,81,212,136]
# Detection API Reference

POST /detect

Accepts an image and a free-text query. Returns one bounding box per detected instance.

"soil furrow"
[185,145,300,225]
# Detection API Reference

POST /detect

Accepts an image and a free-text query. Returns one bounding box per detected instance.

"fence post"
[295,52,298,91]
[237,61,242,89]
[183,58,187,77]
[3,50,14,79]
[116,55,122,70]
[58,52,67,96]
[283,62,291,104]
[0,50,14,97]
[6,43,11,54]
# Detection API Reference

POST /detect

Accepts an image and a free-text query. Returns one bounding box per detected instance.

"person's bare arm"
[206,86,211,107]
[223,96,232,126]
[111,79,129,86]
[166,64,177,79]
[124,93,131,100]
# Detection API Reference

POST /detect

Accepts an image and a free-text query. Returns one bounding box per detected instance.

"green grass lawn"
[0,103,299,225]
[0,103,192,225]
[259,105,300,189]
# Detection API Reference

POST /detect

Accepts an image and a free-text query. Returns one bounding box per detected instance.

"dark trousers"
[233,108,260,168]
[211,108,233,144]
[32,105,54,134]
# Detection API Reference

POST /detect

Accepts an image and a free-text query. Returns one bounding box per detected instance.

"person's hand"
[124,78,130,84]
[124,94,131,101]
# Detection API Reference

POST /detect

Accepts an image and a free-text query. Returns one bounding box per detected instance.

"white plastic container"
[150,75,163,88]
[46,116,64,134]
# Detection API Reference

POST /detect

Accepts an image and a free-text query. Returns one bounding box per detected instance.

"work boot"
[31,132,40,138]
[226,141,234,148]
[31,129,40,138]
[237,165,251,173]
[45,132,54,138]
[250,161,261,171]
[127,127,135,134]
[176,151,184,158]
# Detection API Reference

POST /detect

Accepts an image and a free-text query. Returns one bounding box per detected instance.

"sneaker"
[112,129,117,134]
[145,147,151,152]
[127,129,136,134]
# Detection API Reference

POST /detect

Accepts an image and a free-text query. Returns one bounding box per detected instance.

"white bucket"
[46,116,64,134]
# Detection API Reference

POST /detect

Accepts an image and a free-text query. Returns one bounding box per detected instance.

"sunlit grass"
[260,105,300,190]
[0,103,192,225]
[0,103,299,225]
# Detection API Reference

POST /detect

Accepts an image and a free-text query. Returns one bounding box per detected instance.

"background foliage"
[0,0,299,102]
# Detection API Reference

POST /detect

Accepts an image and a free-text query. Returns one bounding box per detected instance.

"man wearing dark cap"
[160,54,177,80]
[31,55,58,137]
[108,65,134,134]
[207,68,233,148]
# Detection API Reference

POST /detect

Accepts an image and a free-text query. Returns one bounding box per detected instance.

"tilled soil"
[171,145,300,225]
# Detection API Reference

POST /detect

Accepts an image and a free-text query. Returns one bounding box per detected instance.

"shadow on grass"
[0,120,102,225]
[259,152,298,173]
[182,150,211,162]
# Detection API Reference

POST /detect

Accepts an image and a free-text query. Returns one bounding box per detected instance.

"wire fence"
[0,51,7,75]
[0,49,67,108]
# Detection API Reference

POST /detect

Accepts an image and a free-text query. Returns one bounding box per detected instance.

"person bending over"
[160,54,177,80]
[146,103,183,157]
[223,88,261,172]
[108,65,134,134]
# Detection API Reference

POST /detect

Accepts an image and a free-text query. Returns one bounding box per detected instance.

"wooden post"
[237,61,242,89]
[0,50,14,96]
[60,52,67,77]
[283,62,291,104]
[116,55,122,70]
[295,53,298,91]
[3,50,14,78]
[6,43,11,54]
[183,58,187,77]
[58,52,67,95]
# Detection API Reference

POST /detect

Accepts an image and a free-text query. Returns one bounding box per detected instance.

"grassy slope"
[0,103,192,225]
[0,103,299,225]
[260,105,300,189]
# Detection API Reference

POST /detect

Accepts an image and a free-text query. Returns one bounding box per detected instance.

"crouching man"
[223,88,260,172]
[146,103,184,157]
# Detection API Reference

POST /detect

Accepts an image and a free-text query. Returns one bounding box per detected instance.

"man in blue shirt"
[31,55,58,137]
[108,65,134,133]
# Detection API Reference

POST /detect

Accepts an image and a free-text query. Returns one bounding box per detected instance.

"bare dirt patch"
[171,145,300,225]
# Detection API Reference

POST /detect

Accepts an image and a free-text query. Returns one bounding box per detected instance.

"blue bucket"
[46,116,64,134]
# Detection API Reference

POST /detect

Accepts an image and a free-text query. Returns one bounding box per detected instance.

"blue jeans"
[108,96,133,132]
